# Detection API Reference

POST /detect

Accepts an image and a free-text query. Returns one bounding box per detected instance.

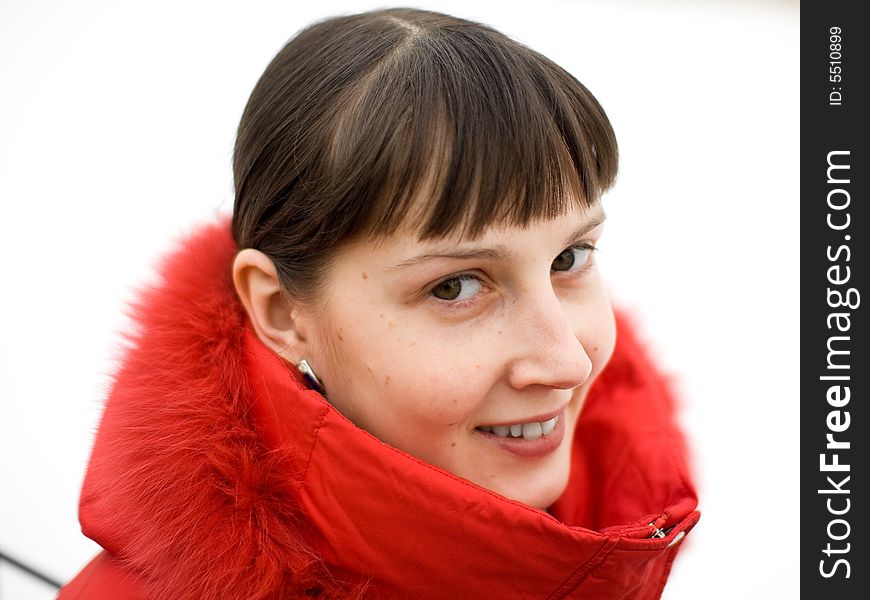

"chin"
[526,473,570,510]
[494,456,572,510]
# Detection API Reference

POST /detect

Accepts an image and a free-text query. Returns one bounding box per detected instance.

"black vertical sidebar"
[802,2,868,598]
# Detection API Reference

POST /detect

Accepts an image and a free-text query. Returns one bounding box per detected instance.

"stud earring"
[296,359,326,396]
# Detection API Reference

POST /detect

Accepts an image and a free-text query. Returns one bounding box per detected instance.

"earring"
[297,359,326,396]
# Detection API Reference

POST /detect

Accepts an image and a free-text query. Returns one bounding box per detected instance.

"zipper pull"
[648,522,686,547]
[648,522,673,539]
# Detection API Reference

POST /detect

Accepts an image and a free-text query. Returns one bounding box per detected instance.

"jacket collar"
[78,218,698,599]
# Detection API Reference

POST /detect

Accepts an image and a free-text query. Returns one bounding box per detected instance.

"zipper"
[647,522,673,539]
[648,522,686,547]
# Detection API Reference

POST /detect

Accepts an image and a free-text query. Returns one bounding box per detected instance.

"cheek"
[388,334,496,426]
[314,306,492,430]
[577,291,617,378]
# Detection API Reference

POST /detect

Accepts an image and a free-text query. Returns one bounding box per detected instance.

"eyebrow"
[388,211,607,270]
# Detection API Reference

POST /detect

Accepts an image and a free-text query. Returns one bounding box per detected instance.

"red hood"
[66,218,698,599]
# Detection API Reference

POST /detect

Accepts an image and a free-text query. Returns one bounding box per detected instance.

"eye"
[551,244,595,273]
[430,275,483,301]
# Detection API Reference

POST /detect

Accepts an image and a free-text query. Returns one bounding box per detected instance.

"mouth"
[474,410,567,459]
[475,415,559,441]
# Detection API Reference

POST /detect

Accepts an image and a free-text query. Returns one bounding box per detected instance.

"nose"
[505,290,593,391]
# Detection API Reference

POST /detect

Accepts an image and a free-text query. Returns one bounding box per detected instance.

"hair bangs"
[324,18,618,243]
[233,8,619,300]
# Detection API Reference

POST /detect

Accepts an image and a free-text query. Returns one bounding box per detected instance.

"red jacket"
[60,219,699,599]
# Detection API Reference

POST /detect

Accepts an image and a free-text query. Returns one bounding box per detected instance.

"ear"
[232,248,311,363]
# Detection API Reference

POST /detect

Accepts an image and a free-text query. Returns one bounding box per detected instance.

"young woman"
[60,8,698,599]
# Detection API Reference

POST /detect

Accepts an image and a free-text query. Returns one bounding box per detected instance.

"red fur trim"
[79,218,357,599]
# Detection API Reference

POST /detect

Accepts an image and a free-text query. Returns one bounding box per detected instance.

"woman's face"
[302,203,616,509]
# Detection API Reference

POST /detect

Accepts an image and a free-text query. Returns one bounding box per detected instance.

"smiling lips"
[477,415,559,441]
[475,411,567,459]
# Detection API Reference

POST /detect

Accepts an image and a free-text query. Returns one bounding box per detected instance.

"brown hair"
[232,7,618,301]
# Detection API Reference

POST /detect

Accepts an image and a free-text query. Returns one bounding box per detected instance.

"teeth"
[479,415,559,440]
[541,417,557,435]
[522,421,542,440]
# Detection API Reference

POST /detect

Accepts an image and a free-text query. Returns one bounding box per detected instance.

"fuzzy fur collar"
[73,218,698,600]
[77,219,345,599]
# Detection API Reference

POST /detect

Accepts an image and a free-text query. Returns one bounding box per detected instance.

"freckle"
[388,321,394,327]
[362,272,368,279]
[379,313,384,318]
[593,346,599,352]
[366,366,373,372]
[451,442,456,447]
[474,364,481,369]
[384,375,391,384]
[497,330,502,335]
[411,341,416,346]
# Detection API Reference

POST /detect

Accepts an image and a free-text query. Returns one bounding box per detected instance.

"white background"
[0,1,799,598]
